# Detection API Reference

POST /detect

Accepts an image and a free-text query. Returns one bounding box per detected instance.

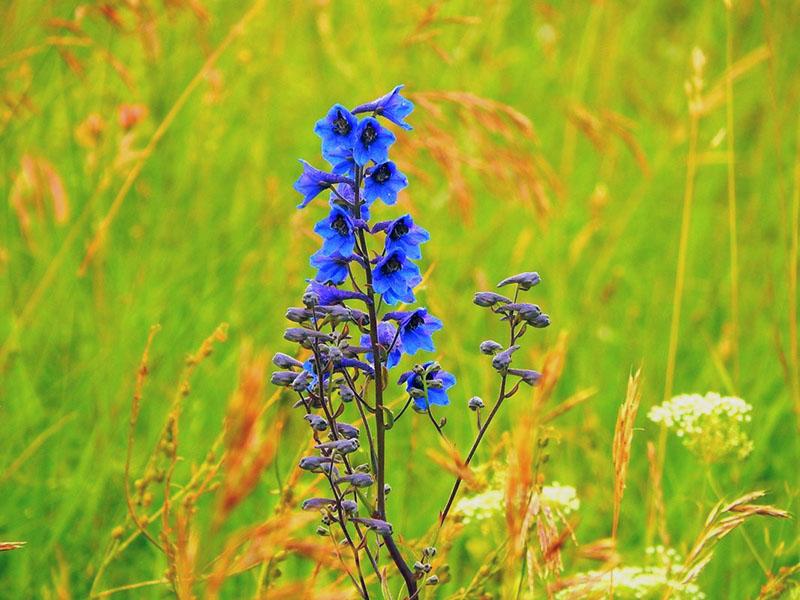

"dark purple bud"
[339,384,355,403]
[271,371,299,387]
[284,327,333,347]
[335,422,360,439]
[337,472,374,488]
[299,456,334,472]
[291,370,312,392]
[468,396,484,411]
[285,307,313,323]
[530,313,550,328]
[473,291,512,307]
[322,305,353,324]
[301,497,336,511]
[341,345,370,357]
[315,438,360,454]
[273,352,303,369]
[491,344,520,372]
[497,271,541,290]
[508,368,541,386]
[302,290,320,307]
[384,483,392,496]
[497,302,541,320]
[349,309,370,327]
[351,517,393,536]
[339,358,375,377]
[304,414,329,431]
[479,340,503,355]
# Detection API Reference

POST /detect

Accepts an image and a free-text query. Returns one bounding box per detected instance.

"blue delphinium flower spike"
[314,205,357,257]
[361,322,404,368]
[363,161,408,205]
[353,117,395,166]
[382,308,442,355]
[371,249,421,305]
[352,85,414,130]
[314,104,358,154]
[373,214,430,260]
[293,160,353,208]
[398,361,456,410]
[310,251,351,285]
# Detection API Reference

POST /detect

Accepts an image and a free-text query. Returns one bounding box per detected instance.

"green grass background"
[1,0,799,597]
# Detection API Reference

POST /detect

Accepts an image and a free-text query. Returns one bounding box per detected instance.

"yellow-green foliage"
[1,1,799,598]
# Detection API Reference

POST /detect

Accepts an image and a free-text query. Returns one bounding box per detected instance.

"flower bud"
[491,345,520,372]
[315,438,360,455]
[337,472,374,488]
[285,307,313,323]
[339,384,355,403]
[303,290,319,307]
[497,271,540,290]
[291,370,312,392]
[384,484,392,496]
[473,291,512,307]
[507,368,541,386]
[334,422,360,439]
[479,340,503,355]
[530,313,550,328]
[270,371,298,387]
[273,352,303,369]
[301,497,336,511]
[351,517,393,536]
[426,575,439,586]
[339,499,358,515]
[304,414,328,431]
[468,396,485,411]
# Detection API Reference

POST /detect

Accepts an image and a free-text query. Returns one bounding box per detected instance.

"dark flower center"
[361,123,377,145]
[331,215,350,236]
[406,313,424,330]
[389,220,409,240]
[333,111,351,135]
[373,163,391,183]
[383,256,402,274]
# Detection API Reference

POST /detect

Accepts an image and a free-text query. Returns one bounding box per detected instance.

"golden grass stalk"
[670,491,790,597]
[611,368,642,543]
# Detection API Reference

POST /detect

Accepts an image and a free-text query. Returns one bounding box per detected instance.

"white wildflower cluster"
[453,489,504,524]
[648,392,753,462]
[541,482,580,515]
[556,547,705,600]
[454,480,580,525]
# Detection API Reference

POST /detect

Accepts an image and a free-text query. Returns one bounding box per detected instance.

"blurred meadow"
[2,0,800,597]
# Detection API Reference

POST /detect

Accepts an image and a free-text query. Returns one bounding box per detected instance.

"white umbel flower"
[648,392,753,462]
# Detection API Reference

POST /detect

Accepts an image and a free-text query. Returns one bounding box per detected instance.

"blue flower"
[329,184,370,220]
[363,161,408,205]
[310,251,351,285]
[314,205,356,257]
[371,249,421,305]
[305,281,367,305]
[361,322,404,368]
[373,214,430,260]
[324,145,357,177]
[398,362,456,410]
[352,85,414,130]
[314,104,357,155]
[382,308,442,355]
[353,117,395,166]
[293,160,353,208]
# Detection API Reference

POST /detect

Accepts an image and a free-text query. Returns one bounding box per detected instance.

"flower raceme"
[277,85,551,597]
